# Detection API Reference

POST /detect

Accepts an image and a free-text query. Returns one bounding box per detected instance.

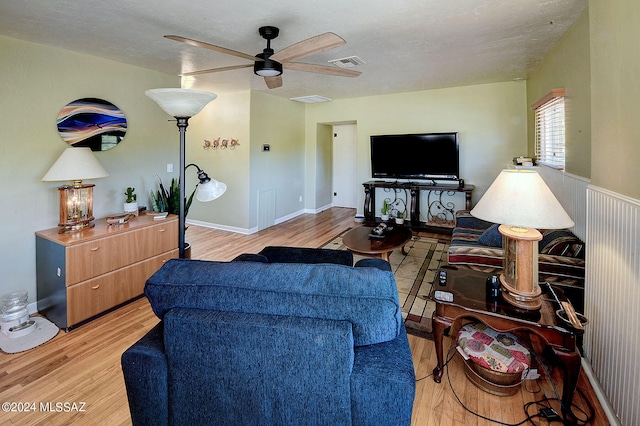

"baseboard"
[581,358,622,425]
[186,219,254,235]
[187,205,340,235]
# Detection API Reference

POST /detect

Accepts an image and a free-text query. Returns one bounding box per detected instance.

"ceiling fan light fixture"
[254,58,283,77]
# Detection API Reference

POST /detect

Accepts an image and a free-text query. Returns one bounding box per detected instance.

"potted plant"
[395,211,405,225]
[150,177,197,258]
[150,178,196,217]
[381,200,390,221]
[123,187,139,216]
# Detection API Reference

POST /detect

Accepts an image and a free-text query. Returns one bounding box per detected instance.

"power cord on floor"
[527,348,595,425]
[415,343,457,382]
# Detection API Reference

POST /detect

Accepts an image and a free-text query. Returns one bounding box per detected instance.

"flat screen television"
[370,132,459,180]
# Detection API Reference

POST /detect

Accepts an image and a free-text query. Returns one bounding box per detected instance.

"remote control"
[434,291,453,302]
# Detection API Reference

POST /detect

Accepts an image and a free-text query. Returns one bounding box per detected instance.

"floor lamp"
[470,169,574,310]
[145,88,222,258]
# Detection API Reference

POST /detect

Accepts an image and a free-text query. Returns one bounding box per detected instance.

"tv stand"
[363,180,474,233]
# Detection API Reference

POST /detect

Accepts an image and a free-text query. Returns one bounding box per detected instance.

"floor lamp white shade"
[144,88,217,118]
[145,87,218,258]
[196,179,227,202]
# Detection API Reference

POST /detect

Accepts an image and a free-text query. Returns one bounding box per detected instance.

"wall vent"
[328,56,366,68]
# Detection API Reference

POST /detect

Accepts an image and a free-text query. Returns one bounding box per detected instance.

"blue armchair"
[121,247,415,425]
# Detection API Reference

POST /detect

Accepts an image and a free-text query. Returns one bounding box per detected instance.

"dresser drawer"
[66,220,178,285]
[66,249,178,326]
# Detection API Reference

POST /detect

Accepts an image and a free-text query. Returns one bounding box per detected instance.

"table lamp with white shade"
[470,169,574,310]
[42,147,109,233]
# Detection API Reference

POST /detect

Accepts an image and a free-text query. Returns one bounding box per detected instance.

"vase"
[124,202,139,216]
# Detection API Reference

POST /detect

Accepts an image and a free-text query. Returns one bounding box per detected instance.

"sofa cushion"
[231,253,269,263]
[164,309,354,425]
[259,245,353,265]
[145,259,401,346]
[477,224,502,247]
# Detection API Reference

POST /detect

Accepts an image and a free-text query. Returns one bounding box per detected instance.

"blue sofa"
[121,247,415,426]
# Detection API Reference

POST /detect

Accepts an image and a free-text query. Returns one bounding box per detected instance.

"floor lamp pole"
[176,117,189,259]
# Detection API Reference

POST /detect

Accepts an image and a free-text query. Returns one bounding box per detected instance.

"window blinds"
[534,95,565,169]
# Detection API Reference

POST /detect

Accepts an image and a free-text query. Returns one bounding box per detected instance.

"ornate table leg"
[432,315,451,383]
[363,185,373,222]
[553,348,582,424]
[410,188,419,226]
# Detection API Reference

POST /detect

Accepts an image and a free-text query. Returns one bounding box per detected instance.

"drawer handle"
[91,285,100,290]
[91,247,100,252]
[158,229,166,232]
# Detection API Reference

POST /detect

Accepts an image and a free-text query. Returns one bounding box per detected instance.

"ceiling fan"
[165,26,361,89]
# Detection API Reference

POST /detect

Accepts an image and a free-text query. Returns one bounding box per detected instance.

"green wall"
[249,92,305,228]
[304,81,529,211]
[183,88,251,231]
[527,8,591,179]
[0,35,179,303]
[590,0,640,199]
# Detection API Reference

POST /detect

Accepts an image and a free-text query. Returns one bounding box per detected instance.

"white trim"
[588,184,640,208]
[275,209,305,225]
[186,219,254,235]
[582,358,622,426]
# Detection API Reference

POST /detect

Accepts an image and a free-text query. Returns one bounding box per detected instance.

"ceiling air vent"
[290,95,332,103]
[328,56,366,69]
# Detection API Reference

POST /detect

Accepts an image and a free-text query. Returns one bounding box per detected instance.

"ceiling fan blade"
[165,35,260,62]
[284,62,361,77]
[270,32,345,63]
[264,75,283,89]
[180,64,253,77]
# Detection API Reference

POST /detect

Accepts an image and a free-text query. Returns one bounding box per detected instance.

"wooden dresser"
[36,214,178,330]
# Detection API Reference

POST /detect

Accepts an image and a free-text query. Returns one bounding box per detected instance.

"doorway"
[332,124,357,208]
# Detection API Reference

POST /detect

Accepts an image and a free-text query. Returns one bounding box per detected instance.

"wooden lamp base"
[498,224,543,311]
[500,275,542,310]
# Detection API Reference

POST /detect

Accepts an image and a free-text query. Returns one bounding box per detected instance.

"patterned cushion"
[457,322,530,374]
[540,230,585,259]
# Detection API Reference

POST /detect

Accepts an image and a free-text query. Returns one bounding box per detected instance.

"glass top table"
[430,266,583,424]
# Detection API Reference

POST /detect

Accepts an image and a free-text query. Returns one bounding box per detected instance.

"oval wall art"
[57,98,127,151]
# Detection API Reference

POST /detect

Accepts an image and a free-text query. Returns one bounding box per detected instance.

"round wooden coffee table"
[342,225,413,261]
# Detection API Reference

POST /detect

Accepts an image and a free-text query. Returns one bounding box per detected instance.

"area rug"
[322,231,450,338]
[0,316,59,354]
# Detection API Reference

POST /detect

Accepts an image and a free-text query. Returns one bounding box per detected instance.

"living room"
[1,1,638,425]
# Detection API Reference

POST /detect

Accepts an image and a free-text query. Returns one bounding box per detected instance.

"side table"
[430,266,583,424]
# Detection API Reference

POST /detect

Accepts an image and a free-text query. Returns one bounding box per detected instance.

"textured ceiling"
[0,0,587,100]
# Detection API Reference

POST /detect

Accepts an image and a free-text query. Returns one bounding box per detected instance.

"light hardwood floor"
[1,208,607,425]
